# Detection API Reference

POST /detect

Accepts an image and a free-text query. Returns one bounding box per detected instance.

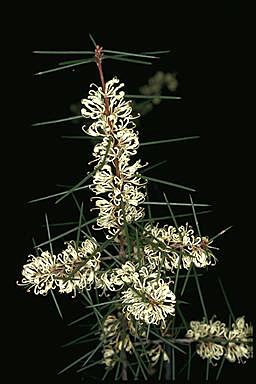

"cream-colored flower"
[17,251,60,295]
[17,238,101,297]
[148,344,169,366]
[186,317,226,341]
[96,261,139,294]
[143,223,216,271]
[196,342,224,362]
[186,316,253,364]
[121,273,176,327]
[101,314,133,368]
[56,239,101,296]
[81,77,147,238]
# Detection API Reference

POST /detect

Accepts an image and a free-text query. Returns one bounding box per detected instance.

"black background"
[11,4,253,383]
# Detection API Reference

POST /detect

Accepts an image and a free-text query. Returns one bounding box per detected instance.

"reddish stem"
[95,45,110,115]
[94,45,125,256]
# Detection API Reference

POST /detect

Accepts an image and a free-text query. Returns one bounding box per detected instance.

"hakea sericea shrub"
[18,67,253,379]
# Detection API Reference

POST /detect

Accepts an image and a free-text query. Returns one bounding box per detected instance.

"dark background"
[12,5,253,383]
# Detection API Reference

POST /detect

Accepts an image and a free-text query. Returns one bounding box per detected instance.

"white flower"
[17,251,60,295]
[143,223,217,271]
[17,238,101,297]
[186,317,226,341]
[186,316,253,364]
[101,314,133,368]
[225,343,253,363]
[96,261,139,294]
[148,344,169,366]
[196,342,224,362]
[121,273,176,327]
[81,77,147,238]
[57,239,101,296]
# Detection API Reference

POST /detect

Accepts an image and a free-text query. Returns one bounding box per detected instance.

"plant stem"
[165,344,171,381]
[95,44,128,379]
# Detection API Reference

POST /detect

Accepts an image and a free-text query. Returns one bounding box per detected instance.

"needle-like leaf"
[189,194,201,236]
[32,115,82,126]
[205,360,210,381]
[125,94,181,100]
[218,278,235,322]
[104,55,152,65]
[35,218,96,248]
[140,160,167,174]
[56,137,112,204]
[104,49,158,59]
[68,312,94,326]
[140,175,195,192]
[28,184,91,203]
[89,33,97,48]
[58,350,93,374]
[193,266,208,321]
[216,356,225,380]
[75,202,84,248]
[34,57,95,75]
[143,201,210,207]
[140,136,199,147]
[210,225,233,242]
[150,330,186,355]
[33,50,94,54]
[76,342,103,373]
[44,213,63,319]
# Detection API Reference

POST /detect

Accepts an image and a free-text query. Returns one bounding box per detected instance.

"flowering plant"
[19,37,253,381]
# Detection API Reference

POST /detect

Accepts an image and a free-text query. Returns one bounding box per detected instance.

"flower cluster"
[96,261,176,327]
[17,238,100,297]
[101,314,133,368]
[143,223,216,272]
[81,77,147,238]
[147,344,169,366]
[186,316,253,364]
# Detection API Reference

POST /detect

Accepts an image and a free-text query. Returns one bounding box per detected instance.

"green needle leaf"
[56,137,112,204]
[125,94,181,100]
[163,192,179,229]
[76,202,84,248]
[104,55,152,65]
[76,342,103,373]
[218,278,235,322]
[193,266,208,321]
[35,218,96,248]
[86,299,122,308]
[58,59,90,66]
[141,160,167,174]
[140,136,200,147]
[143,201,210,207]
[34,57,95,75]
[189,194,201,236]
[44,213,63,320]
[140,175,195,192]
[61,135,95,140]
[28,184,91,203]
[205,360,210,381]
[216,356,225,380]
[89,33,97,48]
[68,312,94,326]
[172,347,176,380]
[150,330,186,355]
[32,115,82,126]
[142,50,171,55]
[50,290,63,320]
[187,345,192,380]
[33,50,94,54]
[181,265,193,296]
[104,49,158,59]
[210,225,233,242]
